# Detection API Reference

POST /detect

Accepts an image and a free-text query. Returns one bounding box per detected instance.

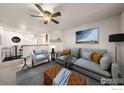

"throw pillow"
[100,56,112,70]
[91,52,102,64]
[83,51,92,60]
[63,50,71,55]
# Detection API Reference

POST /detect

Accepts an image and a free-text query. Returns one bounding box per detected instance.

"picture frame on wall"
[76,27,99,44]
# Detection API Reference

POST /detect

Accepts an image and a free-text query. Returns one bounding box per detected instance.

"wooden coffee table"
[44,65,86,85]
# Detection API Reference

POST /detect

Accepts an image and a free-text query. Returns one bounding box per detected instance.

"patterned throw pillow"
[91,52,102,64]
[63,50,71,55]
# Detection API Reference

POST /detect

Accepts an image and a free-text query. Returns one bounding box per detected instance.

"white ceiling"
[0,3,124,33]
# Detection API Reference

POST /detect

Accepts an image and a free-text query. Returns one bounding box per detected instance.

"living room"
[0,2,124,88]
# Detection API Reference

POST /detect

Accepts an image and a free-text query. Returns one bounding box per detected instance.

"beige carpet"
[0,59,23,85]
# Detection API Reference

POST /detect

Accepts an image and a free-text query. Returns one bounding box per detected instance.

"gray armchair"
[32,48,49,66]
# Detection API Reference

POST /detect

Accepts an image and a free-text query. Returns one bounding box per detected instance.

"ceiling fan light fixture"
[44,15,51,21]
[32,4,61,24]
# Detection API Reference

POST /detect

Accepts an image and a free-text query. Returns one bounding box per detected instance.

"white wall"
[63,15,121,62]
[0,27,4,62]
[49,30,64,52]
[3,31,37,47]
[1,27,48,48]
[120,11,124,75]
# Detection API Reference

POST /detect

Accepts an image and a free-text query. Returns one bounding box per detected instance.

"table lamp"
[51,45,56,53]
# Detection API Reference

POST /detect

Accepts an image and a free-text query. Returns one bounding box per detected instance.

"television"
[76,27,99,43]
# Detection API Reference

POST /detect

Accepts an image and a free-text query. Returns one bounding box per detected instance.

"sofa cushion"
[65,48,79,58]
[35,54,48,61]
[70,48,79,58]
[42,50,48,54]
[73,58,111,77]
[33,49,43,55]
[100,56,112,71]
[80,48,107,58]
[82,51,92,60]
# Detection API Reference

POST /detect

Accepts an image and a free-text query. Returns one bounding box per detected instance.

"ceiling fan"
[30,4,61,24]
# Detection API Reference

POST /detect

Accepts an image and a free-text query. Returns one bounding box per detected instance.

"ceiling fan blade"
[51,19,59,24]
[51,12,61,17]
[44,21,48,24]
[35,4,44,14]
[30,15,43,17]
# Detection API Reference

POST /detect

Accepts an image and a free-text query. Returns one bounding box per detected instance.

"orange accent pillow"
[91,52,102,64]
[63,50,71,55]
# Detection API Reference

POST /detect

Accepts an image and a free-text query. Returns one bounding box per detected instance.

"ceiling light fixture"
[44,14,51,21]
[30,4,61,24]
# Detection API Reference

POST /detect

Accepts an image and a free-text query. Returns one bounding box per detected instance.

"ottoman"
[44,65,86,85]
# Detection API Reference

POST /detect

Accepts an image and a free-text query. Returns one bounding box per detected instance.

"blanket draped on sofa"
[52,68,72,85]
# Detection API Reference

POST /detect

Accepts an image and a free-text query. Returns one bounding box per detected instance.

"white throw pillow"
[100,56,112,70]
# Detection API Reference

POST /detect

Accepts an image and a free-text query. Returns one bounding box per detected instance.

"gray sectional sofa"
[56,48,119,81]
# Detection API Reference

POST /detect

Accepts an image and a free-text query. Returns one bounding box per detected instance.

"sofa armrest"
[56,51,63,57]
[111,62,119,78]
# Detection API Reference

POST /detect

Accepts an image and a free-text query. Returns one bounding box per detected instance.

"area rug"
[16,61,100,85]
